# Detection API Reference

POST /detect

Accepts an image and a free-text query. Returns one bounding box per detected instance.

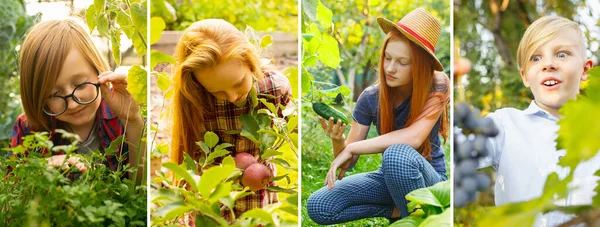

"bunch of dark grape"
[453,102,499,207]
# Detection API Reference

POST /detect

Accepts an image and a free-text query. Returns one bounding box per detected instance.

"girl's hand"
[47,154,87,172]
[324,148,354,190]
[98,71,142,123]
[318,116,347,142]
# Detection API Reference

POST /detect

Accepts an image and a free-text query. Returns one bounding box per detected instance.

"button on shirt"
[480,101,600,226]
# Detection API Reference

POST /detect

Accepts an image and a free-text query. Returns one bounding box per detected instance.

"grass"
[300,105,451,226]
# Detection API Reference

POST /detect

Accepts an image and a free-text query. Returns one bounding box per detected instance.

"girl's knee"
[383,144,419,162]
[306,192,333,224]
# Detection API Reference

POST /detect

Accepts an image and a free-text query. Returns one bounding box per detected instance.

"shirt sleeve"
[10,114,28,148]
[352,87,375,126]
[413,72,450,122]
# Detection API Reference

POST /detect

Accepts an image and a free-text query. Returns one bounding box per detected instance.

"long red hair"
[377,31,449,160]
[170,19,264,165]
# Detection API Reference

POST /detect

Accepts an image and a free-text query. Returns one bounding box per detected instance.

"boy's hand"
[47,154,87,172]
[98,70,143,124]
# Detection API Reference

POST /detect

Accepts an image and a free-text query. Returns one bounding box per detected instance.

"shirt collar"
[97,100,118,120]
[523,100,558,122]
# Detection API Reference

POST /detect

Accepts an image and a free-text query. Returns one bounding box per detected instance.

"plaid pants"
[306,144,447,225]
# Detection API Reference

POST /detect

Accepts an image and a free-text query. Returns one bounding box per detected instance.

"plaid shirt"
[201,70,291,216]
[10,100,128,170]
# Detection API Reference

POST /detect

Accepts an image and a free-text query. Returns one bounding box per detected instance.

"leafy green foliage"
[152,0,297,33]
[86,0,147,61]
[0,131,146,226]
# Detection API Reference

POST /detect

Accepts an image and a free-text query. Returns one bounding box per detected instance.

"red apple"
[241,163,272,191]
[234,153,257,170]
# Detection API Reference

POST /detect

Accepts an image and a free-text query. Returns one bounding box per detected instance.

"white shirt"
[480,101,600,227]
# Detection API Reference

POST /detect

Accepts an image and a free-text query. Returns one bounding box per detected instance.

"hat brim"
[377,17,444,71]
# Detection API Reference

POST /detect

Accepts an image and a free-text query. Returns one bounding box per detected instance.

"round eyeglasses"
[43,82,101,116]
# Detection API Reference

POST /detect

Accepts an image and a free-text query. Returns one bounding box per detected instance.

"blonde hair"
[170,19,263,164]
[377,30,448,160]
[19,19,110,131]
[517,16,586,70]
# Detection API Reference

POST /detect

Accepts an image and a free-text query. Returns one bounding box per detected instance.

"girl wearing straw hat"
[306,8,449,224]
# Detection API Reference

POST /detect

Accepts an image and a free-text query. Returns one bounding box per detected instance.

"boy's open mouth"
[541,77,562,89]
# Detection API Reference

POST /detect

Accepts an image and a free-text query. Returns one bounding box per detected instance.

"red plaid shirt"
[201,70,291,216]
[10,100,128,170]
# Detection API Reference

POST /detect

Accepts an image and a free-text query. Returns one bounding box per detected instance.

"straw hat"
[377,8,444,71]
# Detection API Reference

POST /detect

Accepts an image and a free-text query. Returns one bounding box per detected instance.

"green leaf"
[204,132,219,149]
[151,0,177,23]
[405,180,450,209]
[160,202,192,221]
[285,193,298,206]
[557,99,600,169]
[162,162,198,192]
[150,17,165,45]
[540,172,569,201]
[585,66,600,102]
[153,71,172,92]
[317,34,340,68]
[261,149,283,160]
[316,0,333,29]
[249,86,259,108]
[304,24,322,55]
[240,130,259,145]
[270,158,294,170]
[260,35,273,48]
[476,199,544,226]
[150,50,175,70]
[239,112,260,138]
[304,55,317,67]
[208,181,232,203]
[85,6,96,33]
[206,148,230,165]
[301,68,313,96]
[110,30,121,66]
[131,31,147,58]
[301,0,317,22]
[195,215,220,227]
[259,99,277,115]
[284,66,298,99]
[419,208,451,227]
[556,67,600,169]
[286,115,298,133]
[94,0,105,14]
[239,208,274,224]
[95,14,109,37]
[198,164,236,198]
[265,185,296,194]
[105,136,125,156]
[130,2,147,34]
[388,216,422,227]
[183,153,197,171]
[116,10,134,39]
[196,141,211,154]
[214,143,234,151]
[127,65,147,105]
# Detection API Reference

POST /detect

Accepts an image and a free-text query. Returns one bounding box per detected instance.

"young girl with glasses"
[10,19,144,177]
